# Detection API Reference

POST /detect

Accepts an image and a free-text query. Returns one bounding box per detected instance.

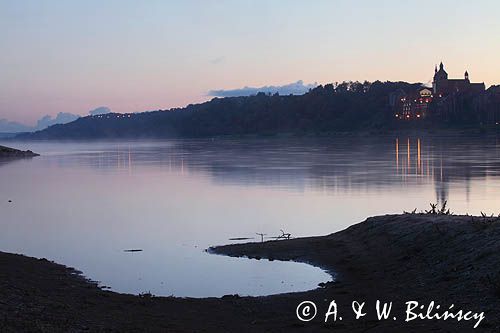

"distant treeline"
[17,81,500,140]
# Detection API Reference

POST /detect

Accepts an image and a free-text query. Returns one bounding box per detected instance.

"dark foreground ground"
[1,214,499,332]
[0,145,39,158]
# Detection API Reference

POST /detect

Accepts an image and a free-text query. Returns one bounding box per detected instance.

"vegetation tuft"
[403,201,451,215]
[425,201,451,215]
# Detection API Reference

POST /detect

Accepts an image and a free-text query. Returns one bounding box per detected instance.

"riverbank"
[1,214,499,332]
[0,145,39,158]
[11,126,500,141]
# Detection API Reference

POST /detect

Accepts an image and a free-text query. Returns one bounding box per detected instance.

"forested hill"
[17,81,432,140]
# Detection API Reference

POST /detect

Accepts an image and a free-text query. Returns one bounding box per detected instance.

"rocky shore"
[0,145,39,158]
[1,214,499,332]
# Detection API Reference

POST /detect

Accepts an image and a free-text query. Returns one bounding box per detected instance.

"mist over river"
[1,135,499,297]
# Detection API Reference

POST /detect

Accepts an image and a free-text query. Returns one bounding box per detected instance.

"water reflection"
[10,136,499,206]
[2,136,500,296]
[393,136,500,205]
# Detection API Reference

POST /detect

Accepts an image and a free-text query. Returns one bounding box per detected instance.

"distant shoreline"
[1,214,498,331]
[13,80,500,141]
[7,126,500,142]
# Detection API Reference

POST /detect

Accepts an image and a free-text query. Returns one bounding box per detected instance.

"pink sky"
[1,1,499,125]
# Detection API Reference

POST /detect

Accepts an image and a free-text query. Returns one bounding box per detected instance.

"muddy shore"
[1,214,499,332]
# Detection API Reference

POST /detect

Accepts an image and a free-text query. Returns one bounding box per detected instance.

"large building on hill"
[393,63,486,120]
[433,62,485,96]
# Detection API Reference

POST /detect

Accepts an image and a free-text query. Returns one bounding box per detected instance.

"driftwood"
[276,229,291,240]
[269,229,292,240]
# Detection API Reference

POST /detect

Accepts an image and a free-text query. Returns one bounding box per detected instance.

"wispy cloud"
[89,106,111,116]
[210,56,226,65]
[208,80,318,97]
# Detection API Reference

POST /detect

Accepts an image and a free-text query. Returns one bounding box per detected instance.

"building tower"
[464,70,469,82]
[433,62,448,95]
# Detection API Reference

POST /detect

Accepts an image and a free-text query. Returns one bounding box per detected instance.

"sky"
[1,0,499,125]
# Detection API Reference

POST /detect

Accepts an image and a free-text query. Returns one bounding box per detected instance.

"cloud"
[0,106,113,133]
[0,114,79,133]
[208,80,318,97]
[0,112,80,133]
[0,119,33,133]
[89,106,111,116]
[35,112,80,130]
[35,106,112,129]
[210,56,225,65]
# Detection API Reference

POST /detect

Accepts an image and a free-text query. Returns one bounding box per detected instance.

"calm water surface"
[1,136,500,297]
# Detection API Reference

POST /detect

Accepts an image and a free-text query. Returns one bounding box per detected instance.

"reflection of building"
[393,137,489,205]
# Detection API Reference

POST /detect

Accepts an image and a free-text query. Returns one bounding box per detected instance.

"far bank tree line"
[21,81,500,139]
